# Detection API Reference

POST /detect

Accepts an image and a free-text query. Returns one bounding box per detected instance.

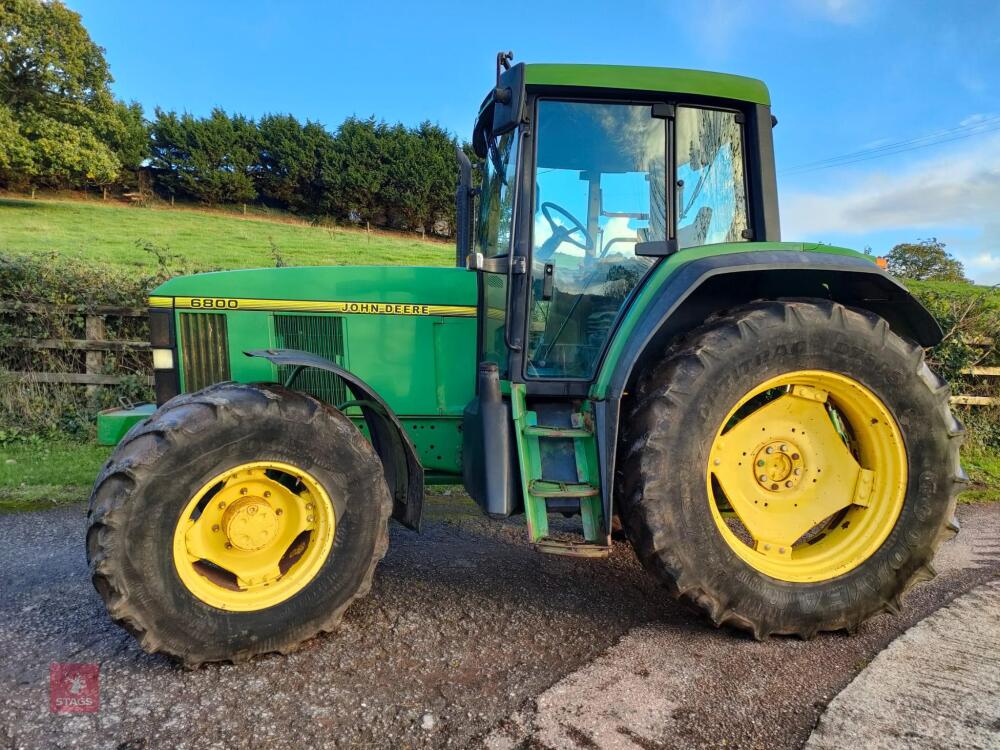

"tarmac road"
[0,493,997,750]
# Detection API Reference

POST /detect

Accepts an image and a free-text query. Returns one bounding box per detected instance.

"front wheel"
[619,300,964,638]
[86,382,392,665]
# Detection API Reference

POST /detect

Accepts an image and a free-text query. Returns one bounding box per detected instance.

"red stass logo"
[50,663,99,713]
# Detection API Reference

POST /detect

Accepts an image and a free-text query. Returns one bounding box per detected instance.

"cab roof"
[523,63,770,106]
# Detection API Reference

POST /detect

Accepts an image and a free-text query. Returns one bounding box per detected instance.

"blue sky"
[69,0,1000,283]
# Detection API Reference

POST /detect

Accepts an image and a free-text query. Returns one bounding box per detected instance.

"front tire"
[619,300,964,638]
[86,382,392,666]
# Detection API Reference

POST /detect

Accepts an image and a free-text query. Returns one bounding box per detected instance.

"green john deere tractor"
[89,56,964,665]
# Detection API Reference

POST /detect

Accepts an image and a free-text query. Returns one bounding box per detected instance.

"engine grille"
[178,313,231,391]
[273,314,348,406]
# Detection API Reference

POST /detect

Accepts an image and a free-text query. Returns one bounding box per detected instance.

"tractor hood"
[151,265,476,310]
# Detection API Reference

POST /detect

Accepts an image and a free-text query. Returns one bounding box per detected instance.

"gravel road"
[1,493,997,750]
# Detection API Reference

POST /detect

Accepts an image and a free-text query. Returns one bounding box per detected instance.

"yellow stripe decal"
[148,296,173,308]
[156,296,477,317]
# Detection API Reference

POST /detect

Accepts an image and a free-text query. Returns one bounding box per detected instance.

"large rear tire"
[619,300,964,638]
[86,382,392,666]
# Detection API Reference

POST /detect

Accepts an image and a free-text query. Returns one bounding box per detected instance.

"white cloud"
[969,252,1000,272]
[782,133,1000,234]
[781,133,1000,284]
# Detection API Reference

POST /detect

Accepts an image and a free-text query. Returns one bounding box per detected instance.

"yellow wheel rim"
[172,461,335,611]
[706,370,907,583]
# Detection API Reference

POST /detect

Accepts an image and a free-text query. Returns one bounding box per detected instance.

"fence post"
[85,314,105,396]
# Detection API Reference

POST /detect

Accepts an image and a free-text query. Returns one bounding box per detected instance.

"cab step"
[523,425,592,438]
[534,538,610,558]
[528,479,599,498]
[510,383,608,549]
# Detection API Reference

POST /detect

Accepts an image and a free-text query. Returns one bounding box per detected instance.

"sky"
[68,0,1000,284]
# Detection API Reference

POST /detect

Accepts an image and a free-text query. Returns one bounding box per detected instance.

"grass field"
[0,441,110,511]
[0,194,452,272]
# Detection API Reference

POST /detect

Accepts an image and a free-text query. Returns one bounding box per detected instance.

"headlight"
[152,348,175,370]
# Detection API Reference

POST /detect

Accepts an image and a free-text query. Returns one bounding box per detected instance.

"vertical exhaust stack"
[455,146,474,268]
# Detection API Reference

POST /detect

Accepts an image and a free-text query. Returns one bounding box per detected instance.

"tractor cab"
[460,58,778,382]
[458,58,782,553]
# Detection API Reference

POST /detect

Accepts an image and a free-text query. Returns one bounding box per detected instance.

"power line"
[780,115,1000,176]
[784,114,1000,171]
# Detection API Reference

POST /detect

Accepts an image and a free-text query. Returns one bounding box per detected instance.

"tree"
[320,116,387,224]
[103,100,149,174]
[255,114,331,212]
[885,238,969,283]
[150,108,257,204]
[0,0,131,188]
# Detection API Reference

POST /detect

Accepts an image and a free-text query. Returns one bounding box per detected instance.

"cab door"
[522,99,668,381]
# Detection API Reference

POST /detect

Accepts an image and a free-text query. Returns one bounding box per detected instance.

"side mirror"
[455,147,475,268]
[492,63,525,137]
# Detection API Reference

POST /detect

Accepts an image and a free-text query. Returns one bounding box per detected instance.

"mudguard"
[246,348,424,531]
[593,247,943,528]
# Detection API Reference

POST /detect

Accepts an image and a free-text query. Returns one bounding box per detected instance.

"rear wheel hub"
[707,370,907,582]
[753,441,804,491]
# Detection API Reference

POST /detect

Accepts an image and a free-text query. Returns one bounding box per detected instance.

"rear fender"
[246,348,424,530]
[595,248,942,527]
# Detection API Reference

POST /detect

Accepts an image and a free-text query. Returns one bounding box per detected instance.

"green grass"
[963,448,1000,504]
[0,195,453,273]
[0,441,111,512]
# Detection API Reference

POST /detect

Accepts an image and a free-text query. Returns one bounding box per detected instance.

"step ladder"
[510,383,610,558]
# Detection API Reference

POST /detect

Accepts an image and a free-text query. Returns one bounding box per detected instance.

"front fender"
[246,348,424,531]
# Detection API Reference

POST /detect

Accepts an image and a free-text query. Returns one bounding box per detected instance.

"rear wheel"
[619,300,964,638]
[86,382,392,665]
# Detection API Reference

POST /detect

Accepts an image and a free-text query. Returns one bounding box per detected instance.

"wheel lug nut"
[275,508,283,516]
[306,515,314,523]
[779,547,786,554]
[263,491,271,498]
[757,460,766,467]
[780,444,787,452]
[792,453,800,460]
[766,447,774,454]
[225,542,232,549]
[770,483,778,491]
[713,458,721,466]
[212,524,220,532]
[759,474,767,482]
[785,481,793,488]
[794,468,801,476]
[764,544,771,551]
[240,487,248,495]
[306,503,314,510]
[218,501,226,509]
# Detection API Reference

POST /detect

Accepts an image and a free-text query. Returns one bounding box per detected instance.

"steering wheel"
[540,202,592,253]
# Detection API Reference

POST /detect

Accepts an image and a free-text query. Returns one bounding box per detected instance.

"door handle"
[541,263,554,300]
